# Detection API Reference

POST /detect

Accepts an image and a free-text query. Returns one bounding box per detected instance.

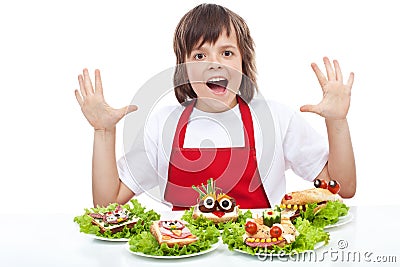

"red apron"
[165,96,271,210]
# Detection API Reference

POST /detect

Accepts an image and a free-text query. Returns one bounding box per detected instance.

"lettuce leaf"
[300,201,349,228]
[128,223,220,256]
[73,199,160,239]
[181,207,252,230]
[289,218,330,252]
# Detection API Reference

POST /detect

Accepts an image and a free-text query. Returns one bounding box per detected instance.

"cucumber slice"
[263,208,281,227]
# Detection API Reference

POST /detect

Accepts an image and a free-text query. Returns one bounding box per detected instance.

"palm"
[74,69,137,131]
[81,93,125,130]
[301,57,354,120]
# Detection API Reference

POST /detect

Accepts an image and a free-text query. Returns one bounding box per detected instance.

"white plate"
[81,233,129,242]
[233,241,325,257]
[125,240,220,259]
[324,212,353,229]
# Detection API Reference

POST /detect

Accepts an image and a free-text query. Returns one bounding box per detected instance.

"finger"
[83,68,95,95]
[300,104,321,116]
[116,105,139,120]
[74,89,83,107]
[125,105,139,115]
[323,57,335,81]
[333,59,343,82]
[78,74,86,98]
[94,69,103,95]
[347,72,355,88]
[311,62,327,88]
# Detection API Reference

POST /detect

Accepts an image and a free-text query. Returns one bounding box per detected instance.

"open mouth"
[206,77,228,94]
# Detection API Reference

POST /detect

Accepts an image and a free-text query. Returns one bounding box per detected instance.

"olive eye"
[314,179,321,188]
[204,196,215,209]
[217,197,233,212]
[314,179,328,189]
[198,196,217,213]
[328,180,337,187]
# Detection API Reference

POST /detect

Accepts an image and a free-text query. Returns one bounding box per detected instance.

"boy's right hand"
[74,69,138,131]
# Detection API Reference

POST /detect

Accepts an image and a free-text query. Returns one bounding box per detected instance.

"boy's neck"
[194,98,238,113]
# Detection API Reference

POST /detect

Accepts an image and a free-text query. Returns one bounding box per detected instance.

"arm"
[92,128,135,206]
[75,69,137,206]
[300,57,356,198]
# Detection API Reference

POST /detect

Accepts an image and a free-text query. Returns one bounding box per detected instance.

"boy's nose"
[207,61,223,70]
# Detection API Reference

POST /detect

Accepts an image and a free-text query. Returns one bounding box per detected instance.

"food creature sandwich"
[150,220,198,247]
[280,179,348,226]
[243,207,299,248]
[281,179,341,211]
[89,205,139,234]
[191,178,239,223]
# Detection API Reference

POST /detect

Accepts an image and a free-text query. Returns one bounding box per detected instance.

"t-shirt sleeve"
[283,112,329,181]
[117,112,160,195]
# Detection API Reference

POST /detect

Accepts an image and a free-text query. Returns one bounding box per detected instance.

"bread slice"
[281,188,342,206]
[192,205,239,223]
[150,220,198,247]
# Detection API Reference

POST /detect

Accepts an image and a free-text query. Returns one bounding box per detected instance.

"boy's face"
[185,28,243,112]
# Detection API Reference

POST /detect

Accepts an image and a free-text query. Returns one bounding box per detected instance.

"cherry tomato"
[270,226,282,238]
[328,180,341,194]
[320,180,328,189]
[245,221,257,235]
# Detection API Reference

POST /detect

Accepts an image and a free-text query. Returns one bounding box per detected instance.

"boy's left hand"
[300,57,354,120]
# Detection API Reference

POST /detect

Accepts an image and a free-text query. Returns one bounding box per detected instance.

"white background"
[1,0,399,214]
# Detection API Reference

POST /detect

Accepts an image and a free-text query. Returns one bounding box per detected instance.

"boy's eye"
[194,53,205,60]
[223,51,233,57]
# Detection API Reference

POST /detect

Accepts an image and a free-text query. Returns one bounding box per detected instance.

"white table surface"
[1,206,399,266]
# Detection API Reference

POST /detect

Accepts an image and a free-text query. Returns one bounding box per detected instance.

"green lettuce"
[73,199,160,239]
[289,218,330,252]
[128,222,220,256]
[300,201,349,228]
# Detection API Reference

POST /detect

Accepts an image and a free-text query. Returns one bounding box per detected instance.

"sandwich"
[191,178,239,223]
[243,207,299,249]
[150,220,198,247]
[89,205,139,234]
[280,179,349,227]
[74,199,161,239]
[280,179,342,214]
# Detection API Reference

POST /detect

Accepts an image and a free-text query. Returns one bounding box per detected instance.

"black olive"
[328,180,337,188]
[222,200,229,208]
[314,179,321,188]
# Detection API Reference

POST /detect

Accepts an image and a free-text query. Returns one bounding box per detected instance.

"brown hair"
[173,3,257,104]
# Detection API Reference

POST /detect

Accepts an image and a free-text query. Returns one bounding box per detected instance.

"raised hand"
[74,69,137,131]
[300,57,354,120]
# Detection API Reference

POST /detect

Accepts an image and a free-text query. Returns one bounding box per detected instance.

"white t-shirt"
[117,96,328,206]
